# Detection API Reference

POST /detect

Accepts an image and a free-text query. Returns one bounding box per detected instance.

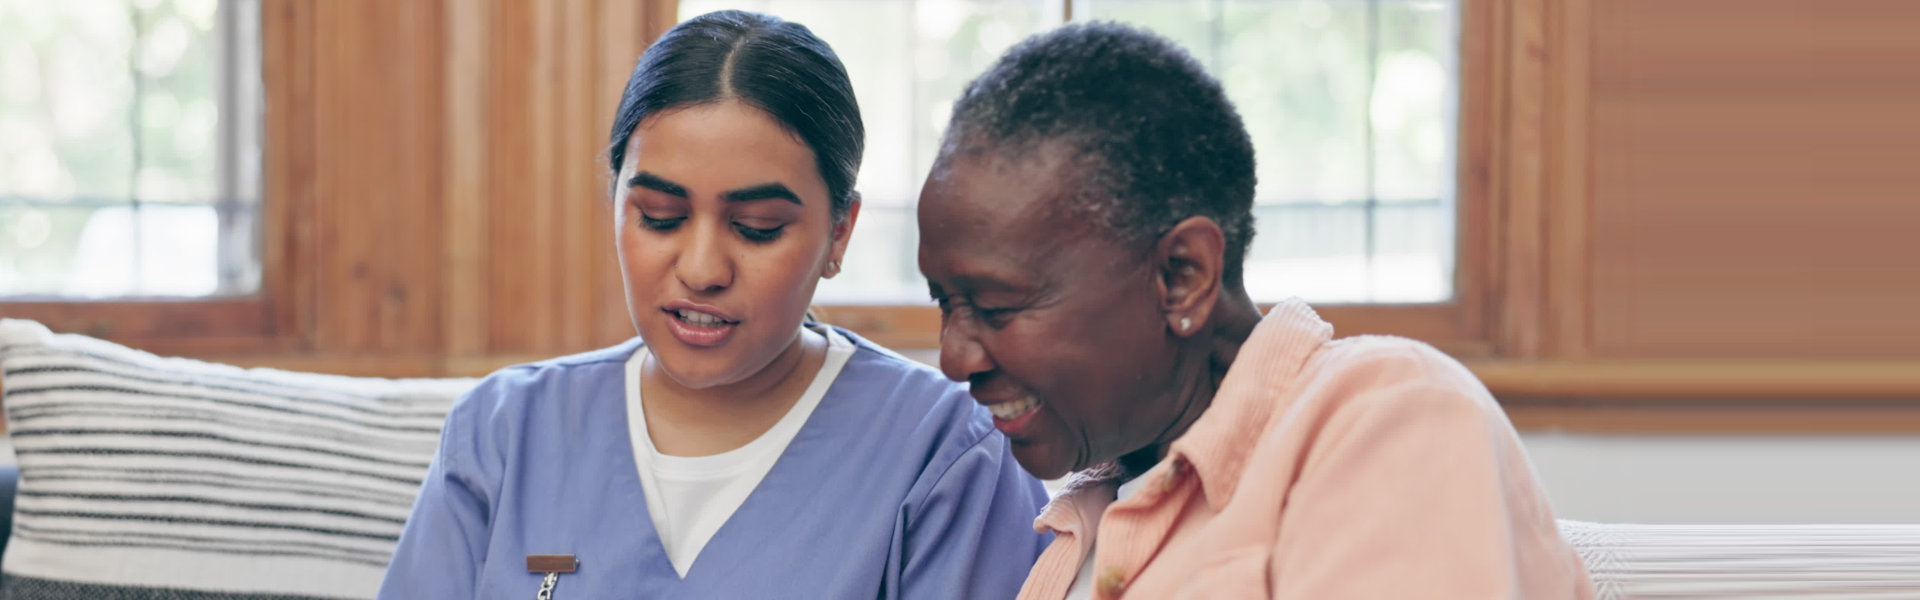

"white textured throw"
[1563,520,1920,598]
[0,320,474,599]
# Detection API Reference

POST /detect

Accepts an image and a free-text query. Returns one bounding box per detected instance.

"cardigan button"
[1097,566,1129,598]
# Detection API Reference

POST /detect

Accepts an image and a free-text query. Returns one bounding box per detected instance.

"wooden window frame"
[1,1,315,358]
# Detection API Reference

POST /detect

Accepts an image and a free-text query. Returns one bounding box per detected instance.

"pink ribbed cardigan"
[1015,300,1594,599]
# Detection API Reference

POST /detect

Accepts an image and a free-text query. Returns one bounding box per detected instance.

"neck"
[641,325,828,456]
[1120,289,1264,474]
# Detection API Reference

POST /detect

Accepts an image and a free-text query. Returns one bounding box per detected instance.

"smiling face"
[917,142,1188,480]
[615,99,854,390]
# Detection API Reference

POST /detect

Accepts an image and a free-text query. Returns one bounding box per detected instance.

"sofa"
[2,318,1918,599]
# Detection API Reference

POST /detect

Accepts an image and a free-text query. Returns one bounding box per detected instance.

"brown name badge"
[526,555,578,574]
[527,554,578,599]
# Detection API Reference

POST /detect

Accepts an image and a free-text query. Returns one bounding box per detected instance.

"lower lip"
[664,311,737,347]
[992,402,1042,436]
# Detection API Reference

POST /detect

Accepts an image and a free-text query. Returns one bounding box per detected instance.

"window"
[0,0,263,299]
[677,0,1457,304]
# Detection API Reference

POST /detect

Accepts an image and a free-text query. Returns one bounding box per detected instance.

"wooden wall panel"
[467,0,651,357]
[450,0,652,359]
[587,0,656,346]
[309,0,446,353]
[442,0,493,358]
[1587,0,1920,359]
[482,0,552,353]
[594,0,662,347]
[553,0,601,353]
[262,0,317,349]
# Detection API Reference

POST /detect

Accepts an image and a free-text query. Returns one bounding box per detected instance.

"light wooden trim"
[1543,0,1593,358]
[1488,0,1547,359]
[1472,360,1920,400]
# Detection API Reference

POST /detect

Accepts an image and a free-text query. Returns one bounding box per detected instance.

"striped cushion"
[0,320,476,600]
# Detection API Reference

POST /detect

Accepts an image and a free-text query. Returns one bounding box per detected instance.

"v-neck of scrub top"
[624,325,854,577]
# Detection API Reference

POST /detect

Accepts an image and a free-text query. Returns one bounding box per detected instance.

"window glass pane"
[677,0,1052,303]
[1089,0,1457,303]
[669,0,1456,305]
[0,0,260,299]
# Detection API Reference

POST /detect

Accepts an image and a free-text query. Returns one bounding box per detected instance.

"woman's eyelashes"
[640,213,686,231]
[636,210,786,243]
[733,222,784,243]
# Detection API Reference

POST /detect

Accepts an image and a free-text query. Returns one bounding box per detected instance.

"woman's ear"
[824,193,862,278]
[1153,216,1226,337]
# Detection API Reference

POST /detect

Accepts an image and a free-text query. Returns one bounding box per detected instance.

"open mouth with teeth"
[989,395,1042,422]
[668,308,737,328]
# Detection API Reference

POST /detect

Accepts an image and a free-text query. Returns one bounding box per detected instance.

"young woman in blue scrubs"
[378,10,1051,599]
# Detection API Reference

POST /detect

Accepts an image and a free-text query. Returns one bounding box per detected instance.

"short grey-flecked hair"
[940,21,1257,286]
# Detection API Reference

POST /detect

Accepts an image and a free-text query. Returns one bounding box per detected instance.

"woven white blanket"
[1562,520,1920,599]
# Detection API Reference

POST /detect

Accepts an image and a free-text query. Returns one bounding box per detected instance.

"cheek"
[739,243,826,309]
[614,227,658,277]
[990,323,1102,398]
[1009,308,1166,409]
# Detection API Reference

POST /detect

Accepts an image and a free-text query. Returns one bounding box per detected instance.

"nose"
[674,221,733,293]
[938,314,993,383]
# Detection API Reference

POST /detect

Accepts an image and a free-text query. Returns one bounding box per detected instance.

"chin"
[648,346,747,390]
[1012,447,1073,481]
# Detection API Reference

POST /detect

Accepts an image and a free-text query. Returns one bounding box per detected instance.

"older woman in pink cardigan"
[916,22,1594,599]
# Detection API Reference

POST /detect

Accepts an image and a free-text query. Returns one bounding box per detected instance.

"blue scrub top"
[378,328,1052,599]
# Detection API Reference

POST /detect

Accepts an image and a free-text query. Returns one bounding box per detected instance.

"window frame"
[1,0,313,357]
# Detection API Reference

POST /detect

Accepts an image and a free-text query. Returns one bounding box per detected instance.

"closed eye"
[734,222,784,243]
[972,306,1017,326]
[641,214,685,231]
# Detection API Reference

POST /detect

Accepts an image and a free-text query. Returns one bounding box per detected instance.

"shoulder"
[1291,335,1503,429]
[1310,335,1488,397]
[832,327,985,426]
[826,327,1001,463]
[443,338,643,434]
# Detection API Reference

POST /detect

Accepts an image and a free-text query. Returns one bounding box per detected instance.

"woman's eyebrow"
[722,183,802,205]
[628,172,687,197]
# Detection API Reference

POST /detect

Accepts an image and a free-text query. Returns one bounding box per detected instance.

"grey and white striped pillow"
[0,320,475,600]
